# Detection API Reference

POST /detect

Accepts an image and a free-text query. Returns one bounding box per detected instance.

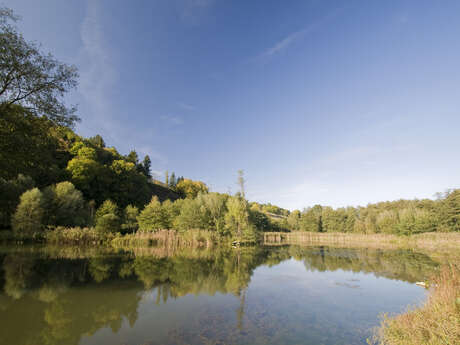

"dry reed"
[370,264,460,345]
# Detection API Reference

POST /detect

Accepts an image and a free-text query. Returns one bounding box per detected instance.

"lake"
[0,245,440,345]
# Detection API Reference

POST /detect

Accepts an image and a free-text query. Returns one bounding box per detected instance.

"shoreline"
[262,231,460,251]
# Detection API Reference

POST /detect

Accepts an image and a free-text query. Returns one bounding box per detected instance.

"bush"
[44,181,88,227]
[137,196,169,231]
[121,205,139,233]
[0,174,35,228]
[95,200,120,233]
[12,188,45,235]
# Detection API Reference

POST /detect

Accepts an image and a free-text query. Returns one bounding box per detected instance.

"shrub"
[0,174,35,229]
[122,205,139,233]
[95,200,120,233]
[137,196,169,231]
[44,181,88,227]
[12,188,45,235]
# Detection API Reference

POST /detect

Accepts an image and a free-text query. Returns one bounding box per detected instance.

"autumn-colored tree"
[176,178,209,199]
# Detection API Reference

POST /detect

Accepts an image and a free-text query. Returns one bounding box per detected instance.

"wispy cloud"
[176,0,215,25]
[178,102,196,111]
[161,115,184,126]
[77,1,166,166]
[263,29,308,57]
[78,1,116,131]
[258,7,343,60]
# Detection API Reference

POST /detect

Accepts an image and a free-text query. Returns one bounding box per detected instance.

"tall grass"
[111,229,218,248]
[44,226,113,245]
[371,264,460,345]
[263,231,460,251]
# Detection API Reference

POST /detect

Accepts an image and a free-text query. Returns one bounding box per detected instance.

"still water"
[0,245,438,345]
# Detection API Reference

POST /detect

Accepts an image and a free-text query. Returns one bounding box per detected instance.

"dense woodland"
[0,7,459,242]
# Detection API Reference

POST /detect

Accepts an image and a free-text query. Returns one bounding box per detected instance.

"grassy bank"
[371,264,460,345]
[263,231,460,252]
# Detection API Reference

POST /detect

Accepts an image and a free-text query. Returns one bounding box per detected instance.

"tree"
[44,181,87,227]
[12,187,45,235]
[0,174,34,228]
[95,200,120,233]
[199,192,228,235]
[248,208,270,232]
[0,7,79,126]
[439,189,460,232]
[122,205,139,233]
[0,105,65,185]
[87,134,105,148]
[137,196,169,231]
[169,172,176,188]
[225,195,249,240]
[141,155,151,178]
[300,205,323,232]
[174,197,208,231]
[237,170,245,198]
[287,210,301,231]
[176,178,209,199]
[126,150,139,164]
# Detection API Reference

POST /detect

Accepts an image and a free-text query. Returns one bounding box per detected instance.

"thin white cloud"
[176,0,215,25]
[78,1,116,131]
[263,29,307,57]
[178,102,196,111]
[77,1,167,168]
[258,7,344,59]
[161,115,184,126]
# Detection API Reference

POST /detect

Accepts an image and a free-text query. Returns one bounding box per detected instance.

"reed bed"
[111,229,218,248]
[263,231,460,252]
[371,264,460,345]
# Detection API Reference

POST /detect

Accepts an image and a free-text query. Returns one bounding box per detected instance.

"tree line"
[1,6,458,240]
[280,191,459,234]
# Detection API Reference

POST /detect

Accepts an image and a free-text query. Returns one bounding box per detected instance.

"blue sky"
[4,0,460,209]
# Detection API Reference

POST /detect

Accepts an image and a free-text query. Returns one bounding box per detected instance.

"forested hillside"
[0,6,458,242]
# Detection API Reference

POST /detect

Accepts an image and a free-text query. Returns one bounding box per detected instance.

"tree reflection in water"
[0,245,440,345]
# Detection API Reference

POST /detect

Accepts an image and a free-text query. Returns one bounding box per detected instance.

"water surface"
[0,245,438,345]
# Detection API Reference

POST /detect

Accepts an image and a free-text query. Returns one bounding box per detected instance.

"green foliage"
[199,192,228,235]
[12,188,45,235]
[249,208,271,232]
[291,195,458,235]
[0,8,78,126]
[225,195,250,239]
[141,155,151,178]
[122,205,139,233]
[0,174,35,228]
[174,197,209,231]
[287,210,302,231]
[95,200,120,234]
[439,189,460,232]
[44,181,88,227]
[300,205,323,232]
[137,196,170,231]
[44,226,109,245]
[0,106,67,185]
[176,178,209,198]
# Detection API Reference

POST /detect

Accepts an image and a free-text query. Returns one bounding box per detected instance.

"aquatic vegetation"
[372,264,460,345]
